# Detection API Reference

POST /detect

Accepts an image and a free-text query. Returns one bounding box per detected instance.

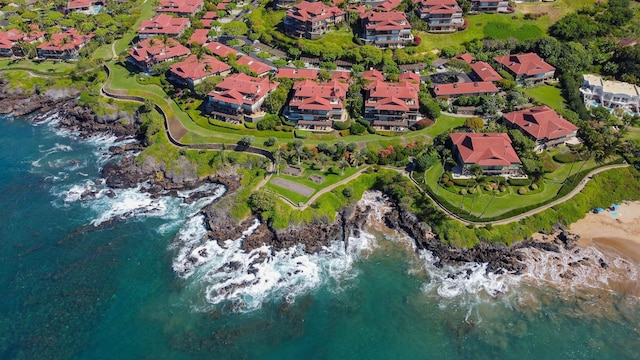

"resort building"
[236,56,274,77]
[450,133,522,176]
[201,12,218,29]
[469,61,502,82]
[275,67,319,80]
[470,0,508,13]
[580,74,640,115]
[364,80,420,131]
[36,29,93,60]
[453,52,475,64]
[138,14,191,39]
[493,53,555,85]
[360,10,414,49]
[283,1,345,40]
[128,37,190,72]
[374,0,402,11]
[285,79,349,131]
[502,106,578,150]
[156,0,204,16]
[168,54,231,88]
[204,41,238,58]
[433,81,499,99]
[416,0,464,33]
[187,29,209,45]
[207,73,279,123]
[0,28,45,57]
[66,0,105,14]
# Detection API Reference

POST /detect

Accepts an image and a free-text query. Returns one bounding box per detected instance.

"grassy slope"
[525,84,567,112]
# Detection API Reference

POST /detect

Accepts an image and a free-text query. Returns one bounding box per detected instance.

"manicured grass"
[516,0,598,24]
[417,13,548,52]
[525,84,567,112]
[268,171,380,229]
[0,59,76,75]
[423,156,603,219]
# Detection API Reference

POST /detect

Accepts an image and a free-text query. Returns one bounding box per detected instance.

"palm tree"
[479,190,498,218]
[563,145,581,183]
[436,149,453,195]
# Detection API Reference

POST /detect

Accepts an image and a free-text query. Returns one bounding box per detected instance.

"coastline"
[570,201,640,263]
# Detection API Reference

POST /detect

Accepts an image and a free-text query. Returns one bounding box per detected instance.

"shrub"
[342,187,353,198]
[509,178,531,186]
[446,180,454,187]
[413,36,422,46]
[485,184,493,191]
[518,187,528,195]
[442,176,449,183]
[499,185,507,192]
[469,187,476,194]
[553,152,579,163]
[333,120,351,130]
[530,183,539,190]
[460,189,467,195]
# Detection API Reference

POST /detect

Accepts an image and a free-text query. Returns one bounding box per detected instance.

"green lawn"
[423,155,602,219]
[525,84,567,112]
[0,59,76,75]
[266,166,361,203]
[417,12,548,52]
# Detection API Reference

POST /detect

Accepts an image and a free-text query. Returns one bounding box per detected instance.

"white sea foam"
[171,193,382,312]
[417,249,515,300]
[517,245,639,292]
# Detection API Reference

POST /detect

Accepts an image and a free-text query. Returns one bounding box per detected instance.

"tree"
[238,135,254,147]
[293,139,304,165]
[265,136,277,147]
[415,153,438,172]
[221,21,248,37]
[248,190,276,214]
[342,187,353,198]
[464,117,484,132]
[446,59,472,75]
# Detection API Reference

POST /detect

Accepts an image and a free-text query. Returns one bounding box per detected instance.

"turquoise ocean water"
[1,113,639,360]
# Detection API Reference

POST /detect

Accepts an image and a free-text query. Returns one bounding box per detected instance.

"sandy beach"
[569,201,640,263]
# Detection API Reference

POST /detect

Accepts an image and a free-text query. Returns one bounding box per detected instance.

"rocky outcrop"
[0,79,81,117]
[383,205,527,274]
[59,102,141,139]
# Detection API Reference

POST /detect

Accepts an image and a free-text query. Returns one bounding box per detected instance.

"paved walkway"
[399,163,629,226]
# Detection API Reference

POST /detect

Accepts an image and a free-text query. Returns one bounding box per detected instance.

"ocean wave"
[417,249,515,300]
[171,198,380,312]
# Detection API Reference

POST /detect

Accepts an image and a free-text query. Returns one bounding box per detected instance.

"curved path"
[400,163,629,226]
[98,63,631,226]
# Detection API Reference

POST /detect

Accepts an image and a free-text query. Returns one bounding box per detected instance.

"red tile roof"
[290,79,349,111]
[348,5,367,14]
[38,28,93,52]
[363,69,385,82]
[366,80,418,112]
[494,52,555,76]
[202,11,218,19]
[361,11,411,31]
[332,71,351,82]
[188,29,209,45]
[470,61,502,82]
[375,0,402,11]
[139,14,190,37]
[453,52,475,64]
[67,0,101,9]
[451,133,521,166]
[157,0,203,15]
[275,67,319,80]
[0,29,25,49]
[503,105,578,141]
[129,37,190,65]
[398,71,421,84]
[209,73,278,106]
[433,81,499,96]
[419,0,462,15]
[286,1,345,23]
[204,41,237,57]
[170,54,230,81]
[236,56,273,76]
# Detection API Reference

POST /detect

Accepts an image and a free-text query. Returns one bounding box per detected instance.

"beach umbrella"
[596,207,604,213]
[612,204,620,210]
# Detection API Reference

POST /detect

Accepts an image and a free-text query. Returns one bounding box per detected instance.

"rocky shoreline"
[3,81,590,276]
